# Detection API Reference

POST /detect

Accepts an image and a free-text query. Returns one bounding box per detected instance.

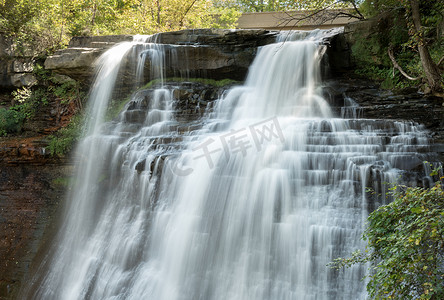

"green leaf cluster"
[363,183,444,299]
[33,64,84,105]
[0,107,25,136]
[34,66,86,156]
[0,0,241,55]
[46,112,84,156]
[1,64,85,137]
[0,83,50,135]
[213,0,350,13]
[331,177,444,299]
[0,86,46,136]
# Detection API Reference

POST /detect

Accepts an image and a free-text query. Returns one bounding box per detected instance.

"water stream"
[23,30,439,300]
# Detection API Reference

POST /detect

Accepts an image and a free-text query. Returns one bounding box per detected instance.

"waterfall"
[22,31,439,300]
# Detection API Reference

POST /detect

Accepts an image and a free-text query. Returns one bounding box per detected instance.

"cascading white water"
[23,30,439,300]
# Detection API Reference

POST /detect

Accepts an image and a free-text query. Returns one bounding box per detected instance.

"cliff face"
[0,35,37,89]
[0,27,443,299]
[44,29,278,83]
[0,164,72,299]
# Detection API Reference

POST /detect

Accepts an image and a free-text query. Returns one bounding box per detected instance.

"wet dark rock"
[392,155,423,170]
[319,120,333,132]
[326,76,444,142]
[151,29,277,50]
[135,159,146,173]
[138,81,233,123]
[135,156,166,176]
[0,164,72,299]
[123,109,147,124]
[325,32,352,74]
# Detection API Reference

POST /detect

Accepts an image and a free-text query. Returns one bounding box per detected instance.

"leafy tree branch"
[330,170,444,299]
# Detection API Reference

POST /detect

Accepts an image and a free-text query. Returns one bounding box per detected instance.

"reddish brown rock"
[0,163,72,299]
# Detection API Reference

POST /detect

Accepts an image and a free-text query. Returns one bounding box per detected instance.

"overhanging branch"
[388,46,420,81]
[438,55,444,68]
[276,1,364,30]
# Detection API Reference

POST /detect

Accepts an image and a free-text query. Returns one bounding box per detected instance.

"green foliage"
[351,33,420,90]
[360,0,402,18]
[211,6,242,28]
[34,63,85,104]
[213,0,351,13]
[0,0,241,55]
[11,86,37,119]
[351,9,409,65]
[331,178,444,299]
[0,108,25,136]
[361,0,444,24]
[0,0,68,54]
[8,66,84,150]
[47,113,84,156]
[0,66,84,137]
[0,84,51,135]
[51,176,72,187]
[352,0,444,91]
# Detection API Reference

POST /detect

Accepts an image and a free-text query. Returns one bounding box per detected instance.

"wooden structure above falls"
[237,9,357,31]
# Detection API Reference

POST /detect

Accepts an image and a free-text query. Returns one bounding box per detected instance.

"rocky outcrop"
[43,48,102,82]
[325,76,444,161]
[0,35,37,88]
[44,35,133,82]
[325,31,353,74]
[0,137,57,165]
[45,29,278,83]
[0,164,72,299]
[45,28,352,84]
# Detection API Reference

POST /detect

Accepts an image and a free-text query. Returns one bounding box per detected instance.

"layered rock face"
[44,35,133,83]
[45,29,278,83]
[0,35,37,88]
[44,28,352,84]
[1,28,349,87]
[0,164,72,299]
[324,78,444,162]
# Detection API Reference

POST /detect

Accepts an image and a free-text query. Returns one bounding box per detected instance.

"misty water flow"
[23,30,440,300]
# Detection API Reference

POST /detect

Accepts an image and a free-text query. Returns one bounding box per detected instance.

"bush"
[331,178,444,299]
[0,108,25,136]
[46,113,84,157]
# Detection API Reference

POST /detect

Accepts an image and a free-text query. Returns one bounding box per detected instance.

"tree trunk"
[179,0,198,28]
[409,0,442,92]
[156,0,161,27]
[91,2,97,26]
